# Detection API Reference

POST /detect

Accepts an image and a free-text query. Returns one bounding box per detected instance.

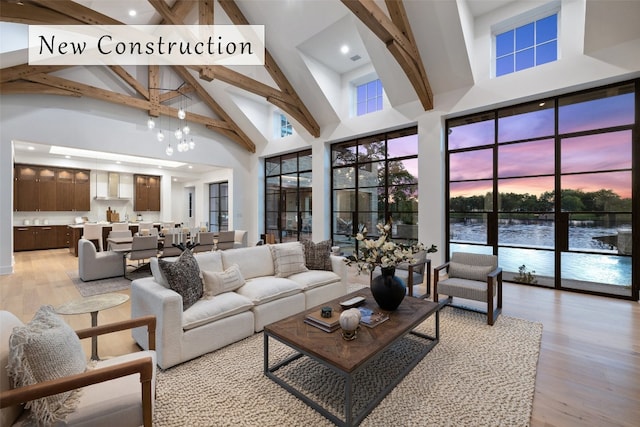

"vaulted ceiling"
[0,0,512,153]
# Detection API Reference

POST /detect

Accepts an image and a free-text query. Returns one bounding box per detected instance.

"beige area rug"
[154,306,542,427]
[65,269,149,297]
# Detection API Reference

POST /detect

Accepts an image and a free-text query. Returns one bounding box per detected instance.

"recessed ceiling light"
[128,9,137,17]
[340,45,349,55]
[27,146,35,151]
[48,146,186,168]
[116,161,121,164]
[188,165,193,169]
[65,155,71,159]
[173,178,178,182]
[158,165,163,169]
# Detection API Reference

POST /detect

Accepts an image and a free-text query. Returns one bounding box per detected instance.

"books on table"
[304,309,340,332]
[358,307,389,328]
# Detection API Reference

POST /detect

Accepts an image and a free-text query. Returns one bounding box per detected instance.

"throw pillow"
[202,264,246,298]
[159,249,203,310]
[302,240,333,271]
[8,305,87,425]
[270,242,308,278]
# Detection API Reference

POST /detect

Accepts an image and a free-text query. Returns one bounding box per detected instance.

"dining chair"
[193,232,216,253]
[111,222,130,232]
[125,235,158,279]
[81,223,104,252]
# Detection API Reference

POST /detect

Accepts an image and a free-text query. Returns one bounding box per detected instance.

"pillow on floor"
[302,240,332,271]
[270,242,308,278]
[8,305,87,425]
[202,264,245,298]
[159,249,203,310]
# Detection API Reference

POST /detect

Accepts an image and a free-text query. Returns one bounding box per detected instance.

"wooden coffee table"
[264,288,441,427]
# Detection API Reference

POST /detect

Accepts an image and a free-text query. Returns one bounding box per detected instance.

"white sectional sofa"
[131,242,347,369]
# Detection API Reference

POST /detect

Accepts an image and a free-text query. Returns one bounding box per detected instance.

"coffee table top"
[56,293,129,315]
[264,288,440,373]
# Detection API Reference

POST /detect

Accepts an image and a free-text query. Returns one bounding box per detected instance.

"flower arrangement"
[345,221,437,274]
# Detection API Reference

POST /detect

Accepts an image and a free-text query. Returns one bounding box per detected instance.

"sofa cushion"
[448,262,494,282]
[7,305,87,425]
[221,246,274,279]
[182,292,254,330]
[270,242,308,278]
[202,264,245,297]
[235,276,303,305]
[302,240,332,271]
[288,270,340,290]
[159,249,203,311]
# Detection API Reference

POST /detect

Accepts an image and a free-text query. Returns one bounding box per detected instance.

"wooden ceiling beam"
[30,0,120,25]
[217,0,320,137]
[147,0,255,151]
[0,80,80,97]
[0,64,70,84]
[0,0,83,24]
[108,66,149,99]
[341,0,433,110]
[159,85,194,102]
[23,73,231,130]
[173,66,255,152]
[199,0,214,25]
[148,65,160,117]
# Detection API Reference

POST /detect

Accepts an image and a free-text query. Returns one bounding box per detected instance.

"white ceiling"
[2,0,544,177]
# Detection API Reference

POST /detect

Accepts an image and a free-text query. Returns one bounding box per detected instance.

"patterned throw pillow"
[159,249,203,310]
[202,264,246,297]
[270,242,308,278]
[8,305,87,425]
[302,240,333,271]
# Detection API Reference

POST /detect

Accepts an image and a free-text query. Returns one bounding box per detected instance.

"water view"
[451,222,632,287]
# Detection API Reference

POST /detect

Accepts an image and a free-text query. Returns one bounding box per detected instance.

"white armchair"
[0,310,156,426]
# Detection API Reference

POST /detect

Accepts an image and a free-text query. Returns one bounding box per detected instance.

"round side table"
[56,293,129,360]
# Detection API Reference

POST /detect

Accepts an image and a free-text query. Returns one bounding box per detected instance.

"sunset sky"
[448,92,634,200]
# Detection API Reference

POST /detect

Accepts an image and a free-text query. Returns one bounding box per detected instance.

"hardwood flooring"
[1,248,638,427]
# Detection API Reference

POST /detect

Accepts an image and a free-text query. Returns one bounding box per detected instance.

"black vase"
[370,266,406,311]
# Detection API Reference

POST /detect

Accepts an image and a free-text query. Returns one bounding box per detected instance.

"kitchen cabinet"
[13,225,68,251]
[14,164,90,212]
[134,174,161,212]
[74,170,91,211]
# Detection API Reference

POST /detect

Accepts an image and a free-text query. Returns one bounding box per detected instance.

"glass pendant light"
[165,144,174,156]
[156,129,164,142]
[182,124,190,135]
[147,117,155,129]
[177,107,186,120]
[188,138,195,150]
[174,128,183,140]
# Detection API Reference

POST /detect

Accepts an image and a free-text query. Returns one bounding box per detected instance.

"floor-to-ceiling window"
[331,126,419,256]
[264,150,312,243]
[446,79,637,300]
[209,182,228,232]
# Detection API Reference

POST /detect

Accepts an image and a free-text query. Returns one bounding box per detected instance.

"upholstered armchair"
[0,310,156,426]
[433,252,503,325]
[78,238,124,281]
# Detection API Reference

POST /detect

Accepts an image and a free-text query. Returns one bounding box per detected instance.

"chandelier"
[146,82,196,156]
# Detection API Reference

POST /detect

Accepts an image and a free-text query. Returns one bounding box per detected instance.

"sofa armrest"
[330,255,348,287]
[131,277,183,369]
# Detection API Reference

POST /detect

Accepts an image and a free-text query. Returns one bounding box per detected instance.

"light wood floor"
[1,249,638,427]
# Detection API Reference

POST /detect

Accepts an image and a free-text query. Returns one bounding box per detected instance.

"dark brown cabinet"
[73,170,91,211]
[134,174,161,212]
[14,164,90,212]
[13,225,68,251]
